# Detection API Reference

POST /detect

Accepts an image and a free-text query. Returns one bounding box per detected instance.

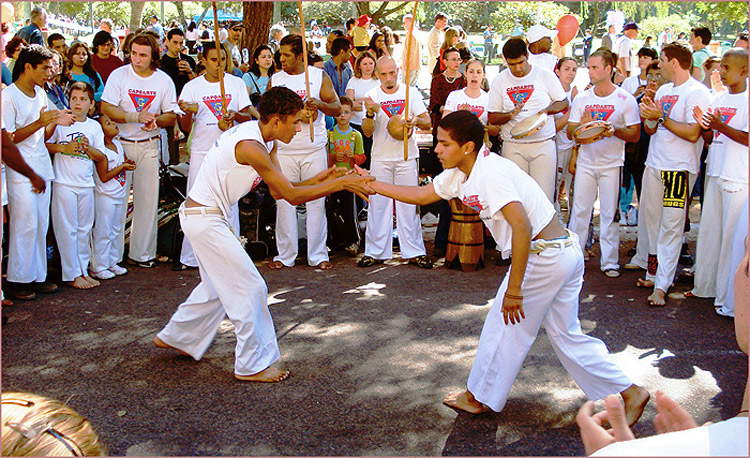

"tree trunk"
[242,1,274,56]
[173,1,186,27]
[129,1,146,32]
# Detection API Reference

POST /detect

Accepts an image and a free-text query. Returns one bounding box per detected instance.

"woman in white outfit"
[154,87,373,382]
[355,111,650,424]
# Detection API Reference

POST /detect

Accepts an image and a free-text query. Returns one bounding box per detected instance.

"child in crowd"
[90,114,136,280]
[45,82,106,289]
[327,96,365,255]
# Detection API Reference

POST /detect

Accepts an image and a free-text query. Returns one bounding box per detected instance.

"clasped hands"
[316,165,376,201]
[692,105,723,131]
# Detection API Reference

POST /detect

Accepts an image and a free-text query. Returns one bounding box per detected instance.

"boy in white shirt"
[567,49,641,277]
[488,38,569,202]
[46,82,107,289]
[631,42,712,306]
[90,114,136,280]
[674,48,748,316]
[175,41,252,271]
[354,110,649,426]
[2,44,75,300]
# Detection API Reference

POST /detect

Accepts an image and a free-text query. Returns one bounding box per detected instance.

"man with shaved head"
[358,56,433,268]
[671,48,749,317]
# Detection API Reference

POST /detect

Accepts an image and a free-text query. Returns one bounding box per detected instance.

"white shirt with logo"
[569,86,640,169]
[705,89,748,184]
[488,65,566,143]
[554,87,577,152]
[432,148,556,258]
[345,77,380,125]
[95,138,128,199]
[271,67,327,154]
[101,64,177,140]
[646,78,712,174]
[179,74,251,153]
[365,84,427,161]
[49,118,106,188]
[2,84,54,183]
[445,88,489,124]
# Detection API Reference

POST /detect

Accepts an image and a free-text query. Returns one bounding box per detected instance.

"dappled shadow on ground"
[1,242,743,455]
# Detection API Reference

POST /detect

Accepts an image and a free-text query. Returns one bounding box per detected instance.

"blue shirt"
[15,23,44,46]
[323,58,352,98]
[70,72,105,102]
[242,73,270,95]
[1,62,11,86]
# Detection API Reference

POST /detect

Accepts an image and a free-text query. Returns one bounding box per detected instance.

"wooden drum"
[445,198,485,272]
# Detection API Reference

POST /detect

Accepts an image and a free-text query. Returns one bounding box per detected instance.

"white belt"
[179,205,222,216]
[529,229,575,254]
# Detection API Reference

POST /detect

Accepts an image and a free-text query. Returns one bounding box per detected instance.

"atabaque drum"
[445,198,484,272]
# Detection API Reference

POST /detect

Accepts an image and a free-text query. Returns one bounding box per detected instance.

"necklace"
[444,72,460,84]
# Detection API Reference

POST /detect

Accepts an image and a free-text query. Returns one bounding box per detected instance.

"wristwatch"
[365,112,375,119]
[657,116,665,126]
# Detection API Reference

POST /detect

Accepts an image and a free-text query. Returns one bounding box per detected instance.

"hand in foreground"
[141,119,158,131]
[579,109,595,125]
[363,97,380,116]
[29,173,46,194]
[639,98,662,121]
[508,102,524,118]
[501,292,525,325]
[340,173,375,201]
[652,390,697,434]
[603,122,615,138]
[692,105,709,129]
[177,100,199,114]
[576,395,635,456]
[352,164,372,178]
[56,109,77,127]
[122,159,137,171]
[218,111,235,131]
[701,110,724,132]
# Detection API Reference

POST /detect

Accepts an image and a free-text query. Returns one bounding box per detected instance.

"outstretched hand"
[340,173,375,201]
[652,391,698,434]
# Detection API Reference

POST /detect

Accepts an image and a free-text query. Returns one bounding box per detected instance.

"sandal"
[408,255,433,269]
[667,290,695,300]
[316,261,334,270]
[357,256,383,267]
[636,278,654,288]
[267,260,288,270]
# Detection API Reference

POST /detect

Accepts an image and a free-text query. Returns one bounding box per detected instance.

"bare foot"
[620,384,650,427]
[647,289,667,307]
[84,276,101,287]
[316,261,333,270]
[442,390,491,414]
[152,336,191,357]
[69,276,95,289]
[235,366,290,382]
[636,278,654,288]
[267,260,288,270]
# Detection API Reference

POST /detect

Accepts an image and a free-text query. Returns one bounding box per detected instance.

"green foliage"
[93,2,129,28]
[638,13,696,43]
[490,2,574,36]
[693,2,748,39]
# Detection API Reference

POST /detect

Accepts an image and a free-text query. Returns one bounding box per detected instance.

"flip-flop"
[636,278,654,288]
[667,290,695,300]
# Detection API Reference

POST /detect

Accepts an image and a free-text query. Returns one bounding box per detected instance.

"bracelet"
[504,292,523,300]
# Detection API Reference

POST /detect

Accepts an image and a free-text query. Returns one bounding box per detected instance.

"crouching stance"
[154,87,373,382]
[357,111,650,424]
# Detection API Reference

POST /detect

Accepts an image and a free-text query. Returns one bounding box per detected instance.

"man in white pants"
[358,56,433,268]
[2,44,74,300]
[673,48,748,316]
[101,33,177,268]
[631,42,711,306]
[268,34,341,271]
[153,87,373,382]
[174,41,251,271]
[567,49,641,278]
[488,38,568,202]
[355,111,649,425]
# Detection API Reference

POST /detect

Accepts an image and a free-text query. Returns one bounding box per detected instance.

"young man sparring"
[355,110,650,424]
[153,87,373,382]
[268,34,341,271]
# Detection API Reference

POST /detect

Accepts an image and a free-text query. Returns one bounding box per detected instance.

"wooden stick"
[297,1,315,141]
[211,2,228,120]
[402,0,419,160]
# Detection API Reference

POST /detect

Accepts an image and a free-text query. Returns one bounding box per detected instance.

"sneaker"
[109,265,128,276]
[126,258,156,268]
[604,269,621,278]
[92,269,116,280]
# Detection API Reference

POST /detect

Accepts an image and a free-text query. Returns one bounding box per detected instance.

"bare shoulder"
[235,139,270,167]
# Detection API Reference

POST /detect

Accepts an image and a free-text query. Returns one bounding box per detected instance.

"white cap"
[526,24,558,44]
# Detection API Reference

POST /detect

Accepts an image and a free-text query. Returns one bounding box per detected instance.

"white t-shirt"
[646,78,712,174]
[345,77,380,125]
[179,74,251,153]
[554,87,576,151]
[488,65,566,143]
[527,52,559,73]
[49,118,106,188]
[620,74,647,95]
[189,121,275,221]
[185,29,200,42]
[614,36,633,64]
[95,139,128,198]
[569,86,640,169]
[705,90,748,183]
[432,148,556,258]
[365,84,427,161]
[101,64,177,141]
[2,84,54,183]
[592,416,748,457]
[444,88,490,125]
[271,67,327,154]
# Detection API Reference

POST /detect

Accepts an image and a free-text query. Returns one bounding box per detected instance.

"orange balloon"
[556,14,580,46]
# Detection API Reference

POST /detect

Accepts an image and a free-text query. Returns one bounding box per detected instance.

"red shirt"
[91,54,124,83]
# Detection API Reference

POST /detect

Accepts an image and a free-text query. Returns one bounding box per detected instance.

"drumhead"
[510,112,548,138]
